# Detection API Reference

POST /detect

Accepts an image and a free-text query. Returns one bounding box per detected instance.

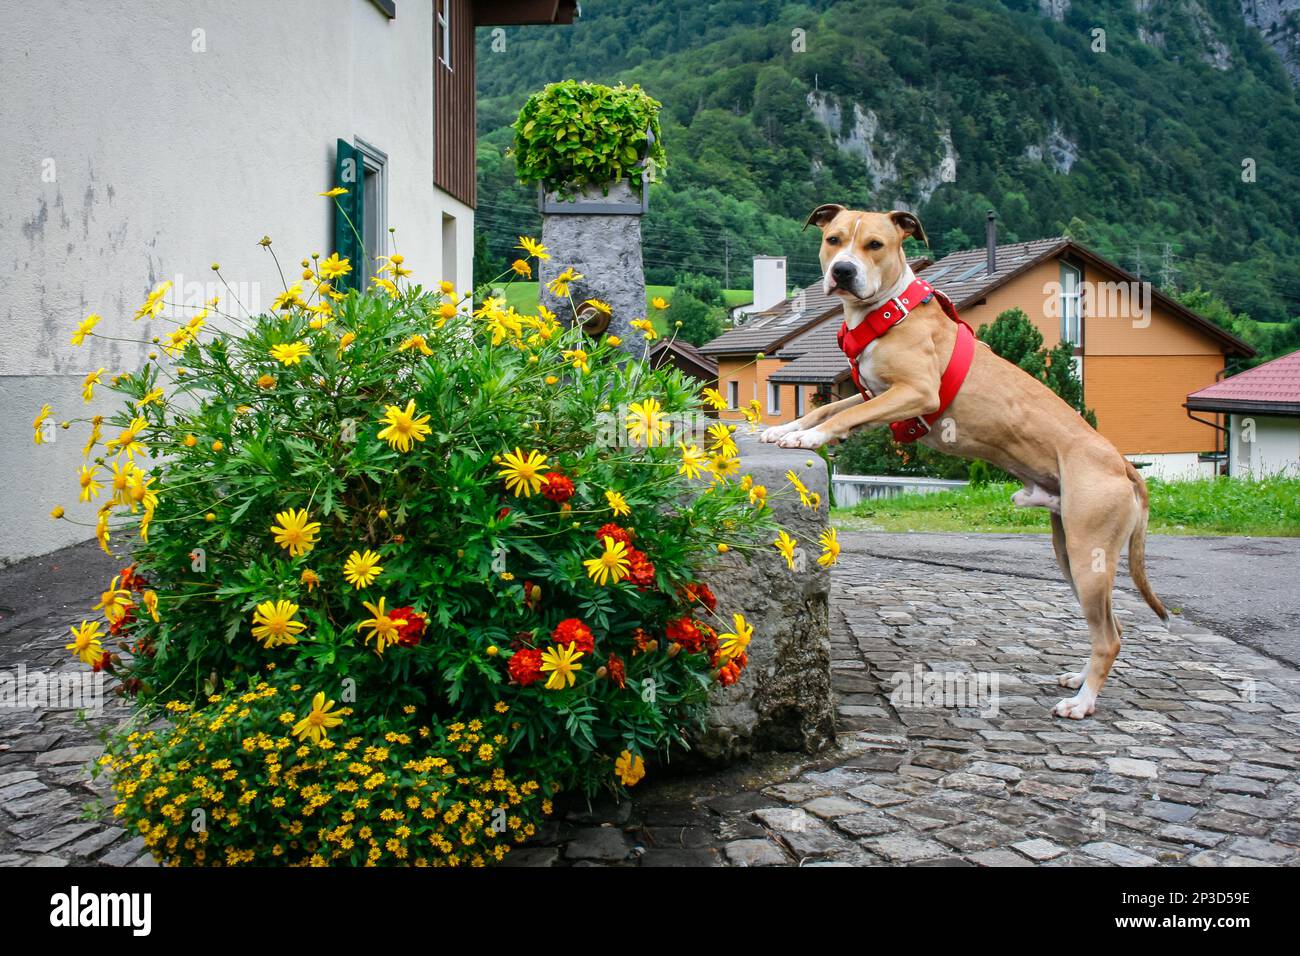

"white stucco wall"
[0,0,471,564]
[1229,414,1300,477]
[1125,453,1216,482]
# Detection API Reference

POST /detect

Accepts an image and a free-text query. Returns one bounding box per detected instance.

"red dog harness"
[836,277,976,443]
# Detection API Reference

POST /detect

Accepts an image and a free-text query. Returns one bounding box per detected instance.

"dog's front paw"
[777,428,831,450]
[1052,687,1097,720]
[760,423,798,444]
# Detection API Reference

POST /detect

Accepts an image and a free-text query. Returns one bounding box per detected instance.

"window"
[441,213,457,288]
[767,381,781,416]
[795,387,806,418]
[437,0,452,69]
[1060,261,1082,346]
[354,139,388,288]
[727,381,739,409]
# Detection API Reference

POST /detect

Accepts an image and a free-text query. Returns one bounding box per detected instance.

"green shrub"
[513,81,668,197]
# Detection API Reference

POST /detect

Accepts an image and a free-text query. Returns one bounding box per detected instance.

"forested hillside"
[475,0,1300,360]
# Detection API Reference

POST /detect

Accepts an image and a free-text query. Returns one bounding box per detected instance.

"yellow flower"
[337,331,356,357]
[614,750,645,786]
[630,318,658,341]
[300,568,320,592]
[343,549,384,589]
[606,335,622,347]
[540,642,583,690]
[605,490,631,517]
[133,281,171,321]
[94,505,111,554]
[626,398,670,447]
[785,469,813,508]
[377,400,432,453]
[257,373,277,389]
[497,448,548,497]
[582,298,612,318]
[562,348,590,374]
[272,283,306,311]
[137,386,165,408]
[252,600,307,648]
[774,530,798,570]
[50,506,65,520]
[510,259,532,278]
[106,416,148,460]
[370,276,400,298]
[718,613,753,661]
[318,187,349,197]
[741,401,763,426]
[32,404,52,445]
[142,589,160,623]
[678,443,706,480]
[270,508,321,556]
[517,236,550,260]
[79,369,105,403]
[706,452,741,482]
[83,416,103,457]
[71,313,101,345]
[358,598,408,655]
[293,692,345,745]
[270,341,310,366]
[318,253,352,279]
[377,253,412,278]
[818,528,840,568]
[651,297,669,311]
[399,334,433,356]
[93,574,134,624]
[707,423,738,457]
[78,465,103,503]
[748,483,768,508]
[547,267,583,298]
[66,620,106,668]
[584,535,631,586]
[701,387,727,411]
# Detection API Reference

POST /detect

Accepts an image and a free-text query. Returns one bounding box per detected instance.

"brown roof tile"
[1186,349,1300,415]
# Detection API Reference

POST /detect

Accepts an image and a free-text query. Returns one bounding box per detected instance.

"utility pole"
[1134,244,1143,281]
[724,233,730,289]
[1161,242,1175,292]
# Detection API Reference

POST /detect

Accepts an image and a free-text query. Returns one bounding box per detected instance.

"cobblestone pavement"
[3,533,1298,867]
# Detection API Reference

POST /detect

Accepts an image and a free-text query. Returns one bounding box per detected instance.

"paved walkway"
[2,534,1298,866]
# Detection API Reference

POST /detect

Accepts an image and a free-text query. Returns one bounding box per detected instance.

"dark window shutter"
[334,139,365,292]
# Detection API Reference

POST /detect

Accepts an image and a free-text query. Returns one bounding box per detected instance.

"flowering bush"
[43,219,822,863]
[98,677,547,867]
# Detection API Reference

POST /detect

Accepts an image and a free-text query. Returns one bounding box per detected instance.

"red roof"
[1186,349,1300,415]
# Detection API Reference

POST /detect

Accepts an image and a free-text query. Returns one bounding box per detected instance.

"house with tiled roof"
[648,338,718,385]
[719,229,1254,479]
[1186,349,1300,477]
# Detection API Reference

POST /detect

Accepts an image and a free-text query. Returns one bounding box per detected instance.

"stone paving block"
[564,827,632,862]
[967,848,1035,867]
[861,833,948,863]
[1011,838,1066,861]
[724,839,789,867]
[17,820,99,854]
[1080,842,1160,866]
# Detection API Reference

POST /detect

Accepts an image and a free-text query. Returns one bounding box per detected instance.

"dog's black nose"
[831,261,856,286]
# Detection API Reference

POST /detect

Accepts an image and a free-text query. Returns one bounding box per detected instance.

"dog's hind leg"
[1052,475,1135,720]
[1049,512,1089,690]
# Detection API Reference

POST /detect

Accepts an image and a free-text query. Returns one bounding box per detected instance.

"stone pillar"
[696,432,835,762]
[537,181,646,350]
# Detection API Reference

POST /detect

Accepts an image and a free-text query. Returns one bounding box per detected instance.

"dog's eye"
[867,239,884,250]
[826,236,840,245]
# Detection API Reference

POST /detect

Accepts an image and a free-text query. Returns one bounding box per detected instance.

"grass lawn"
[490,282,751,335]
[833,477,1300,537]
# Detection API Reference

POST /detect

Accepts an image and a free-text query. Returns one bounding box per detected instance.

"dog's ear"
[888,209,929,247]
[803,203,845,232]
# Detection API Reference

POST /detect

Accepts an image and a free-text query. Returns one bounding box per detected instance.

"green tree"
[976,308,1046,379]
[669,288,725,346]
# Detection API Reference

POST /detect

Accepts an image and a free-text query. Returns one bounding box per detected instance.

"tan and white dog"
[761,205,1167,719]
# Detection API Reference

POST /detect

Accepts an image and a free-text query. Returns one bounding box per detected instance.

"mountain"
[475,0,1300,360]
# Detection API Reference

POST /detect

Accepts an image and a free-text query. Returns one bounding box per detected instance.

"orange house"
[709,238,1254,479]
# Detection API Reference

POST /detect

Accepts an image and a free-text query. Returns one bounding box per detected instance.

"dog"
[760,204,1167,719]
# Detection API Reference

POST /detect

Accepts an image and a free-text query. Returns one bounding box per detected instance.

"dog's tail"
[1125,461,1168,620]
